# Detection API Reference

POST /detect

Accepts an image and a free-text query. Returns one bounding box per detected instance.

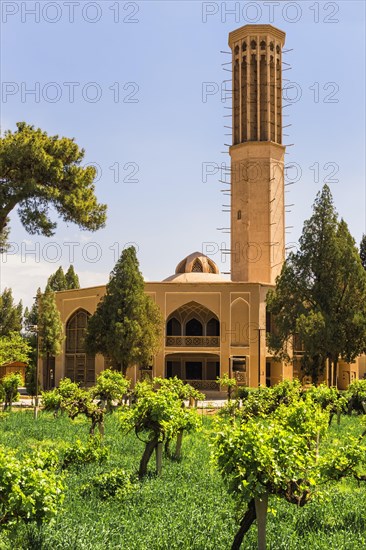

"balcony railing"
[165,336,220,347]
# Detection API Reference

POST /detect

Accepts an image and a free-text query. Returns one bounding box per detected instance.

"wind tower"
[229,25,286,284]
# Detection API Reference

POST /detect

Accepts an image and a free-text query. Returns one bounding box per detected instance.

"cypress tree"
[65,265,80,289]
[47,266,67,291]
[38,286,64,388]
[86,247,163,374]
[360,234,366,271]
[0,288,22,337]
[267,185,366,386]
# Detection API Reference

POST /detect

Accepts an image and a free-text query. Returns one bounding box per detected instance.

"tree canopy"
[0,332,31,365]
[0,288,22,337]
[86,246,163,374]
[65,265,80,289]
[0,122,107,242]
[47,265,79,291]
[38,286,64,360]
[360,234,366,271]
[267,185,366,386]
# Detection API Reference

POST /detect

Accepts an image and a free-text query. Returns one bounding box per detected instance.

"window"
[207,318,220,336]
[192,258,203,272]
[186,318,203,336]
[167,317,181,336]
[185,362,202,380]
[65,309,95,386]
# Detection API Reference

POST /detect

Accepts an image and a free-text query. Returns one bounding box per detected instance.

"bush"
[0,445,64,528]
[61,437,109,469]
[1,372,23,411]
[345,380,366,414]
[82,468,137,500]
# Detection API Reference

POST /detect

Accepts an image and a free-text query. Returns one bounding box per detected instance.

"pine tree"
[65,265,80,289]
[0,288,22,337]
[47,267,67,291]
[0,122,106,247]
[86,247,163,374]
[360,234,366,271]
[38,286,64,389]
[267,185,366,386]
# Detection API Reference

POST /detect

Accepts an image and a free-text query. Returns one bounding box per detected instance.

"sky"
[0,0,365,308]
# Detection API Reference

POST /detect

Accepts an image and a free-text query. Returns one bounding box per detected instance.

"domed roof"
[175,252,220,275]
[163,252,226,282]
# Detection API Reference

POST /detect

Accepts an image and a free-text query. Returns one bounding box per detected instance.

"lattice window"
[192,258,203,272]
[65,309,95,386]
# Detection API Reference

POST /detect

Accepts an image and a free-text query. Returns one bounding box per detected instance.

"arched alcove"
[65,308,95,386]
[230,298,250,346]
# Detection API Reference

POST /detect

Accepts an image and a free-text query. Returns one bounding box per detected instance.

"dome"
[175,252,220,274]
[163,252,226,282]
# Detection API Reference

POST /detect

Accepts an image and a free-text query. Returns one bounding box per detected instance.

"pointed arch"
[230,298,250,346]
[65,308,95,386]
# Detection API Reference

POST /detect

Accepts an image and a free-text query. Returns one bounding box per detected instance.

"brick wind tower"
[229,25,286,284]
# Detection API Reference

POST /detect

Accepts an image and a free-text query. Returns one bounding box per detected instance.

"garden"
[1,375,366,550]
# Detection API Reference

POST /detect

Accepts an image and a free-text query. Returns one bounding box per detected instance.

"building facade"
[48,24,360,393]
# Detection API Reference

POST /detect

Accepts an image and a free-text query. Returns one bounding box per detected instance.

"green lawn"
[1,411,365,549]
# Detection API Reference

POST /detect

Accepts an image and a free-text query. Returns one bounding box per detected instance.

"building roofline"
[228,24,286,48]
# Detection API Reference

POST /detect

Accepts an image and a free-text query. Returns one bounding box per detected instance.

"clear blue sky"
[1,1,365,306]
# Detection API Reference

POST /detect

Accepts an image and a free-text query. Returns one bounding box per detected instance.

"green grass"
[1,411,366,549]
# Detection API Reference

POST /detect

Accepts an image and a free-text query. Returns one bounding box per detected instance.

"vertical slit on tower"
[276,56,281,144]
[260,53,266,141]
[241,56,247,142]
[270,55,275,142]
[250,53,257,141]
[234,57,240,145]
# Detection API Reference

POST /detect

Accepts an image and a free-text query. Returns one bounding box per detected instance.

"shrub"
[61,437,109,469]
[82,468,137,500]
[1,372,23,411]
[0,445,64,528]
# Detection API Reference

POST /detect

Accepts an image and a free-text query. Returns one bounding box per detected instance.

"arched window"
[260,40,266,50]
[207,318,220,337]
[65,309,95,386]
[251,40,257,50]
[185,318,203,336]
[167,317,181,336]
[242,42,247,52]
[234,45,239,55]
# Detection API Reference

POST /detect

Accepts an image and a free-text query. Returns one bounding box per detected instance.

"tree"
[0,288,22,337]
[24,288,41,330]
[1,372,23,411]
[267,185,366,386]
[212,390,366,550]
[86,246,163,374]
[360,234,366,271]
[0,122,107,243]
[47,266,67,291]
[91,369,130,412]
[0,331,31,365]
[38,286,64,389]
[120,378,201,478]
[65,265,80,289]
